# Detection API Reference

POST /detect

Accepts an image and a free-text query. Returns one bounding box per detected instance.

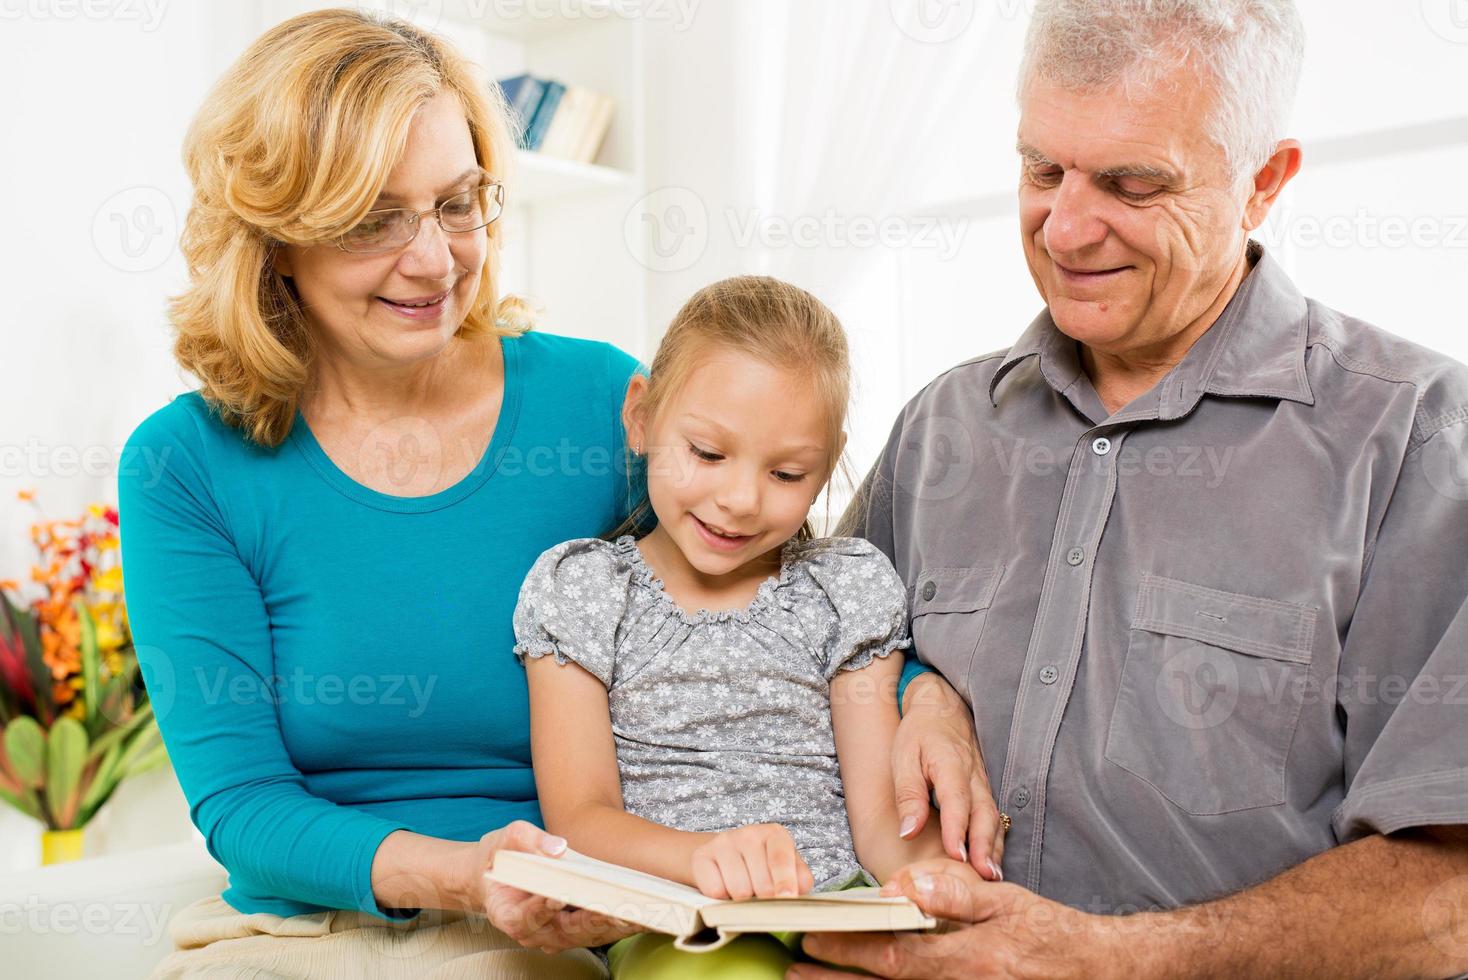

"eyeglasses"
[336,181,506,254]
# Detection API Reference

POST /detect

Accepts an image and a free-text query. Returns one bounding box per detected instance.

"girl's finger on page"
[716,851,755,902]
[766,836,801,897]
[691,853,730,900]
[797,859,814,894]
[744,843,778,898]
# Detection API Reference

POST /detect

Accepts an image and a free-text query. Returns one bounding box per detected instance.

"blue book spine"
[498,74,546,149]
[524,80,565,152]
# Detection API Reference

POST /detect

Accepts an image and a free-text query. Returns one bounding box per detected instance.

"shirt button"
[1038,665,1059,685]
[1092,436,1112,456]
[1013,786,1030,809]
[921,580,937,601]
[1066,547,1085,566]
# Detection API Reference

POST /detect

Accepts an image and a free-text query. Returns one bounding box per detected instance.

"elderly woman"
[118,10,994,978]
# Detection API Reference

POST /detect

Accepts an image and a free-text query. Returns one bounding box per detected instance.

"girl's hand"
[690,823,815,900]
[475,821,642,955]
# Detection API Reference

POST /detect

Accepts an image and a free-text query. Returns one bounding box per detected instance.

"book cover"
[523,79,566,152]
[485,849,937,954]
[497,73,547,150]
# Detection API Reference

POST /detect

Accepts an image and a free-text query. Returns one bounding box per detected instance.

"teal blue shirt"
[118,332,642,918]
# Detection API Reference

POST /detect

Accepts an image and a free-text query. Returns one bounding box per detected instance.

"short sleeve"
[1332,420,1468,839]
[798,538,913,680]
[512,539,626,688]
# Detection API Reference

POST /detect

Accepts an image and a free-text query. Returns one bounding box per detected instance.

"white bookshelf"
[260,0,651,357]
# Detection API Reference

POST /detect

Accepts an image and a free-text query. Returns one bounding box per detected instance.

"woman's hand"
[892,672,1006,881]
[691,823,815,900]
[474,821,642,955]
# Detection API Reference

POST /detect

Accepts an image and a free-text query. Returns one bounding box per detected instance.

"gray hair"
[1018,0,1306,181]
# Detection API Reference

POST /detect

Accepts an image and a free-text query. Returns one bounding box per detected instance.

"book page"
[701,887,937,932]
[489,849,718,909]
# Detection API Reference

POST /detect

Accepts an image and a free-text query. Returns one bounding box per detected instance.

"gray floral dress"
[512,534,912,889]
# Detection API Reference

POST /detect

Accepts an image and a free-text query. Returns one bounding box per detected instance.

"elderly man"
[792,1,1468,977]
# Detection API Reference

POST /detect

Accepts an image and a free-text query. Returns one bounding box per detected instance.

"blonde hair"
[169,8,534,448]
[610,276,854,543]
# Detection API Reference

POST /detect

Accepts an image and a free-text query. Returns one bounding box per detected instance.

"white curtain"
[739,0,1007,492]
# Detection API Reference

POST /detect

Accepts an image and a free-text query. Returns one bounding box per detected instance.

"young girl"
[512,276,950,975]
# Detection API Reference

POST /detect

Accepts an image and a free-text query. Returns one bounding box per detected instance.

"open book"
[484,849,937,953]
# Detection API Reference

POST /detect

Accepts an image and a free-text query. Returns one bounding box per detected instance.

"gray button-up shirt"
[842,242,1468,913]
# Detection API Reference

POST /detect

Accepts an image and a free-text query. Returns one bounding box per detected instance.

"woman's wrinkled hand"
[475,820,642,956]
[891,673,1006,881]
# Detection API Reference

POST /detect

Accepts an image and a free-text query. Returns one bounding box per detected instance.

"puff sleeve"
[798,537,913,680]
[512,539,627,688]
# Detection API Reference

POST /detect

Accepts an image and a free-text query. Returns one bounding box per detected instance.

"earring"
[634,441,642,455]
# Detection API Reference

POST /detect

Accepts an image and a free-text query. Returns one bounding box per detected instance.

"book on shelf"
[484,848,937,954]
[496,74,616,164]
[498,73,545,149]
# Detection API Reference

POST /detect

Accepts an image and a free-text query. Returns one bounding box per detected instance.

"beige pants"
[149,894,608,979]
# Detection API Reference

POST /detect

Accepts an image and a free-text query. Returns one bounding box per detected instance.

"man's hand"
[894,671,1006,880]
[788,858,1118,980]
[790,829,1468,979]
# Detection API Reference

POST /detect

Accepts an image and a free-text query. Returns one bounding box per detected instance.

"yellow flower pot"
[41,828,85,865]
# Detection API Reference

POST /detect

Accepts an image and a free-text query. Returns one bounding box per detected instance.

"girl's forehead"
[675,355,816,410]
[660,354,833,453]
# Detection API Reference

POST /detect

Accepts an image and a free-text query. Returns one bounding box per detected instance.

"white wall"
[0,1,264,576]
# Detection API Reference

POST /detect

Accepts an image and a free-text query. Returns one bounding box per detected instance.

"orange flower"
[7,496,137,714]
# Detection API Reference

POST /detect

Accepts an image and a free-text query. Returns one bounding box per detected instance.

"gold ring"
[999,812,1012,834]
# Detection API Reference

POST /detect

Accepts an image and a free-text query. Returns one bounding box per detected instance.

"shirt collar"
[988,241,1315,420]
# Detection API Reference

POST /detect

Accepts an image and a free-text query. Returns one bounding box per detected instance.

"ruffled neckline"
[612,534,806,626]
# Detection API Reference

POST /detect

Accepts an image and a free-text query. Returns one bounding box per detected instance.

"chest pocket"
[909,564,1005,704]
[1103,574,1317,815]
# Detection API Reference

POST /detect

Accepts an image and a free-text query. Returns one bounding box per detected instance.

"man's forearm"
[1110,827,1468,979]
